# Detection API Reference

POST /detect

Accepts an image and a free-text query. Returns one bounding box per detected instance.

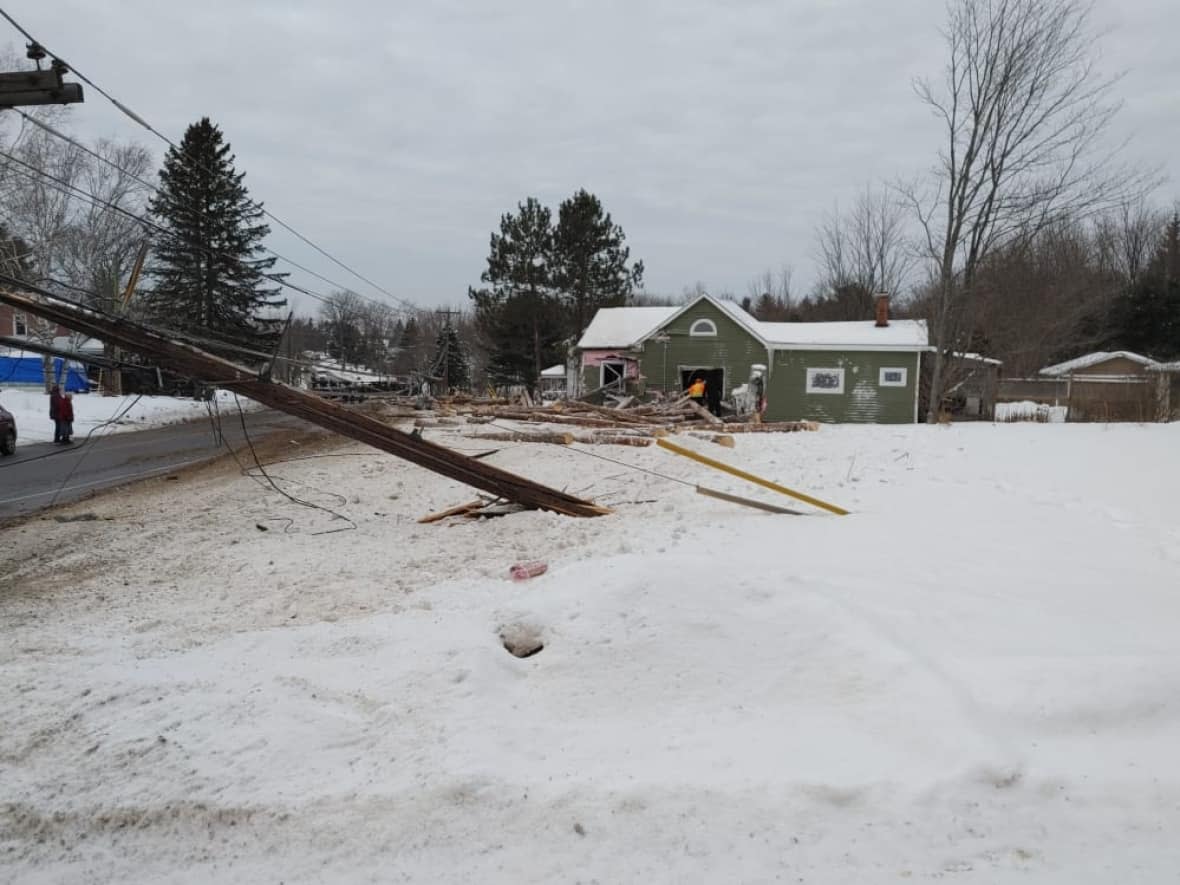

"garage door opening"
[680,367,724,415]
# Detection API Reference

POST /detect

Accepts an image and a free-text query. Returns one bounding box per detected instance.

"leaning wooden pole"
[0,283,610,517]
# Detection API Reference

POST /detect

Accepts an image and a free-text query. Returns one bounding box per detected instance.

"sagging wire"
[45,394,144,507]
[210,394,356,535]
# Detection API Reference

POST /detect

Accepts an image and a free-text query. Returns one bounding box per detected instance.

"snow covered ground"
[2,421,1179,883]
[0,389,257,446]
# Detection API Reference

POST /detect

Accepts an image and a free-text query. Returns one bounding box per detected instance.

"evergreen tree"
[431,322,470,391]
[552,189,644,336]
[469,197,563,390]
[146,118,285,350]
[393,316,419,375]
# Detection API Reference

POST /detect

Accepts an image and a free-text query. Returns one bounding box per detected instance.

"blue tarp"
[0,356,90,391]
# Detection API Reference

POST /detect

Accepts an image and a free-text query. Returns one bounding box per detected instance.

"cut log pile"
[379,394,819,445]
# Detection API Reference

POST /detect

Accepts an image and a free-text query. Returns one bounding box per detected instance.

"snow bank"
[2,423,1179,882]
[995,400,1067,422]
[0,389,257,446]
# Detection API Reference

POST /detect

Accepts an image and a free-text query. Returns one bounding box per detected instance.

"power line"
[0,144,337,309]
[0,7,415,311]
[3,269,407,393]
[10,108,420,315]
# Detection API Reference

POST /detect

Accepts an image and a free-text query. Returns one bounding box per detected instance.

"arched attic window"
[689,318,718,337]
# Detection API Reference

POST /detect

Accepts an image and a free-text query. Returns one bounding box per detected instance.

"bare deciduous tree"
[1094,200,1167,289]
[318,290,367,368]
[744,265,794,319]
[902,0,1149,421]
[814,185,913,299]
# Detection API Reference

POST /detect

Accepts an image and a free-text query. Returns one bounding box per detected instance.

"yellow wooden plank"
[657,438,849,515]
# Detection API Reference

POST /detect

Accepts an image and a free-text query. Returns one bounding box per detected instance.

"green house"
[574,294,930,424]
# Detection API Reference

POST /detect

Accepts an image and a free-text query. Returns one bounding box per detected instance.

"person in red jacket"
[58,393,75,444]
[49,384,65,443]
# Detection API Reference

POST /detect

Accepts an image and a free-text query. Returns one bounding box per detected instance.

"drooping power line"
[0,6,419,312]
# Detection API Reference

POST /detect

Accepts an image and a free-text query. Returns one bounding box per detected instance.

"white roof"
[540,364,566,378]
[311,360,384,384]
[1040,351,1157,377]
[576,307,677,349]
[757,318,929,349]
[578,295,930,352]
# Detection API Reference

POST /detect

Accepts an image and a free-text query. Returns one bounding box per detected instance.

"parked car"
[0,401,16,456]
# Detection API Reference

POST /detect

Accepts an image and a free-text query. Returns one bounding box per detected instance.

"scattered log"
[715,421,819,433]
[414,417,463,428]
[573,434,654,447]
[468,431,575,445]
[688,402,724,425]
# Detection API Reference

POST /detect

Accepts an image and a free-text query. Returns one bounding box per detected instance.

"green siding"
[765,350,920,424]
[637,301,768,397]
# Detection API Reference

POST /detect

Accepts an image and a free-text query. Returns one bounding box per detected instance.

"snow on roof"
[540,364,566,378]
[1039,351,1157,377]
[576,307,678,349]
[953,351,1003,366]
[578,296,930,351]
[757,318,929,348]
[311,360,385,384]
[1147,361,1180,372]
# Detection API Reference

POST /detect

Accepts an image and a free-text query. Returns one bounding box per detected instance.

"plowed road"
[0,410,323,521]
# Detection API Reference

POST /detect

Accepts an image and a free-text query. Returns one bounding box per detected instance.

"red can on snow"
[509,560,548,581]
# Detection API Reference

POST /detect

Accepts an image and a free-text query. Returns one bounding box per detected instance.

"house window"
[878,367,908,387]
[13,312,27,336]
[805,367,845,394]
[600,361,626,391]
[688,318,717,337]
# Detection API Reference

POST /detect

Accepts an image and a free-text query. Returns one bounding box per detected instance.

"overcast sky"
[9,0,1179,314]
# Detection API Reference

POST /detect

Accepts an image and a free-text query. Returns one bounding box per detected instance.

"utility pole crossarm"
[0,51,84,108]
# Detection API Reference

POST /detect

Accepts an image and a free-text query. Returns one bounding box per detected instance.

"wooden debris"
[711,434,736,448]
[419,500,486,523]
[688,402,723,425]
[468,431,575,445]
[715,421,818,433]
[657,438,848,516]
[0,284,612,518]
[573,434,654,447]
[695,485,801,515]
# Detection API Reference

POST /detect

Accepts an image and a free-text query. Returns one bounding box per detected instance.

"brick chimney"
[874,293,890,327]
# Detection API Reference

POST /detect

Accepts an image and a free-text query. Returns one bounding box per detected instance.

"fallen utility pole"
[0,281,610,517]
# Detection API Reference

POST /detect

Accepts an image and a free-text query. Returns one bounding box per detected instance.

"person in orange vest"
[686,376,706,406]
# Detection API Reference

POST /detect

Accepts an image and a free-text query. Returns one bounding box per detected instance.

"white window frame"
[805,367,845,395]
[688,318,717,337]
[600,360,627,389]
[13,311,27,336]
[878,366,908,387]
